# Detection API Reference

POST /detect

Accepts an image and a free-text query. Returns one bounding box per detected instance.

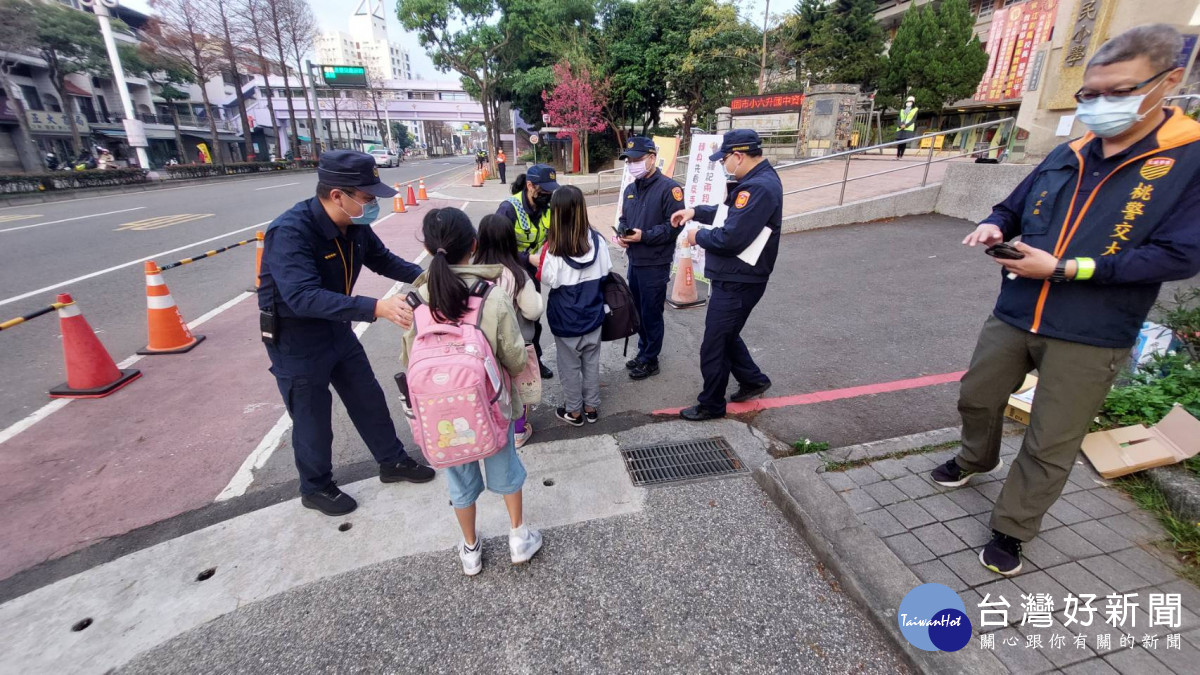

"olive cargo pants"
[955,316,1128,541]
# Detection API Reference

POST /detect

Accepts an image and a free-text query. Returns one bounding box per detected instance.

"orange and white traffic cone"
[667,249,707,309]
[472,169,483,187]
[417,177,428,200]
[482,165,490,180]
[49,293,141,398]
[138,261,205,354]
[392,183,406,213]
[405,183,418,207]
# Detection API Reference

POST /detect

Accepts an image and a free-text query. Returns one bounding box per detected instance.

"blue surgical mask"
[1075,79,1164,138]
[340,194,380,225]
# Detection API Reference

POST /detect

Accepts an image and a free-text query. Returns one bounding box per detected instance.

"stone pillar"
[797,84,860,158]
[716,107,732,132]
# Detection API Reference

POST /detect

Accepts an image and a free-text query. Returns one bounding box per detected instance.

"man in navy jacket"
[932,25,1200,577]
[617,136,686,380]
[670,130,783,420]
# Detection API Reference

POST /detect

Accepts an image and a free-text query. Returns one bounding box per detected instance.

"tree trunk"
[199,84,224,167]
[582,130,589,174]
[681,107,696,155]
[293,50,318,156]
[0,71,44,172]
[169,103,186,162]
[269,13,301,157]
[218,2,253,161]
[369,87,385,149]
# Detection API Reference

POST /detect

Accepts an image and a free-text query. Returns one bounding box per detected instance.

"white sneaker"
[459,535,482,576]
[515,424,533,448]
[509,524,543,564]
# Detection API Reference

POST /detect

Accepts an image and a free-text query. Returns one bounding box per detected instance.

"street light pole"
[307,61,328,155]
[87,0,151,171]
[759,0,770,95]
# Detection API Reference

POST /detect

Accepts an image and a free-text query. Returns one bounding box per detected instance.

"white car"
[370,149,398,168]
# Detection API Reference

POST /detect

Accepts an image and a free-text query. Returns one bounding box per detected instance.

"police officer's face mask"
[721,153,742,181]
[1075,76,1168,139]
[626,156,652,179]
[338,191,380,225]
[531,188,552,209]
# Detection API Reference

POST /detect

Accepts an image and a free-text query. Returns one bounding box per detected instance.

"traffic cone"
[667,250,707,309]
[248,230,265,292]
[482,165,490,180]
[472,169,483,187]
[49,294,141,399]
[417,177,428,200]
[392,183,406,213]
[405,183,418,207]
[138,261,205,354]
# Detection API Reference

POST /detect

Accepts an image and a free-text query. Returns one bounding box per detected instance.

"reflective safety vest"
[898,107,918,132]
[507,195,549,254]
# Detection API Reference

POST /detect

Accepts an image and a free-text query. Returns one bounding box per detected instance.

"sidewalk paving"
[763,428,1200,674]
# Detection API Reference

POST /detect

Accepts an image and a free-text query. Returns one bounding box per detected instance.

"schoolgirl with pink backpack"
[399,208,542,575]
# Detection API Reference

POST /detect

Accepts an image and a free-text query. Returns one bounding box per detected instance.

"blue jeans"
[627,263,670,364]
[443,425,526,509]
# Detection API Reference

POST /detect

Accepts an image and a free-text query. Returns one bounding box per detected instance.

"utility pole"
[306,61,328,156]
[86,0,152,171]
[759,0,770,95]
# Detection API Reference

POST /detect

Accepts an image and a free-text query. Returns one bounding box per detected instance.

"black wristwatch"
[1050,258,1070,283]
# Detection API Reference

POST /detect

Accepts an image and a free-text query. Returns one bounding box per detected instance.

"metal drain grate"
[620,437,746,486]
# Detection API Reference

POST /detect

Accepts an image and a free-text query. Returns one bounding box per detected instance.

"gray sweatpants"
[555,327,602,414]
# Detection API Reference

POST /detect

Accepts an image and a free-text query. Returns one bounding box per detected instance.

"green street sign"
[319,65,368,89]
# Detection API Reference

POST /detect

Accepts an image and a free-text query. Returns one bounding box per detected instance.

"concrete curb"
[754,453,1007,675]
[820,422,1026,466]
[1147,464,1200,526]
[0,168,318,207]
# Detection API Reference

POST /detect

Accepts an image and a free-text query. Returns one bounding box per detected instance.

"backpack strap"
[405,291,423,309]
[473,283,496,330]
[469,279,490,297]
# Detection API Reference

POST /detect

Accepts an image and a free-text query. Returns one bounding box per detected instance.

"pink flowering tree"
[542,61,607,173]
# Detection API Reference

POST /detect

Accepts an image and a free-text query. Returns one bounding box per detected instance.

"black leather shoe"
[730,380,771,403]
[301,483,357,516]
[380,454,436,484]
[629,362,660,380]
[625,359,642,370]
[539,362,554,379]
[679,405,725,421]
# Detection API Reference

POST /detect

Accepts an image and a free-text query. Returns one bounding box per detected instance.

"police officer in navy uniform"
[258,150,435,516]
[616,136,686,380]
[670,130,782,420]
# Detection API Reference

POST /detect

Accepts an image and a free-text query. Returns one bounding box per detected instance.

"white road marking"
[217,281,408,501]
[0,220,271,308]
[0,177,273,211]
[114,213,212,232]
[254,182,299,191]
[0,207,146,234]
[0,292,256,447]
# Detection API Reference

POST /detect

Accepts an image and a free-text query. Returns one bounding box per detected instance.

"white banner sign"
[676,134,726,280]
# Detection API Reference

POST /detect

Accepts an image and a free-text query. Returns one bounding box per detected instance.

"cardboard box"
[1003,374,1038,426]
[1081,405,1200,479]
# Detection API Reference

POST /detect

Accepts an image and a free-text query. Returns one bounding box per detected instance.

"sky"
[122,0,775,82]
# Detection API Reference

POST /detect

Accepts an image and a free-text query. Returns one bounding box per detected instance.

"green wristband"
[1074,257,1096,281]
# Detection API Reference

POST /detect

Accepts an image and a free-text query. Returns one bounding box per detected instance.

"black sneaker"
[930,458,1003,487]
[730,380,771,403]
[625,359,642,370]
[679,405,725,421]
[380,454,436,484]
[539,362,554,379]
[629,362,660,380]
[584,409,599,424]
[301,483,357,516]
[555,407,584,427]
[979,531,1023,576]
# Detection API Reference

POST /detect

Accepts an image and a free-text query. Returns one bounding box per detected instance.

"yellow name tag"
[324,252,337,259]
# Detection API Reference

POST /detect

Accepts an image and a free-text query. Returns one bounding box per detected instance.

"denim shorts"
[444,425,526,509]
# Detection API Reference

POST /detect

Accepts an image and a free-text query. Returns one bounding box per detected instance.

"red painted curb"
[653,370,967,416]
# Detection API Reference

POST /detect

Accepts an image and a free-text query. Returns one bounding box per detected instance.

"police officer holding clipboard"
[258,150,435,516]
[670,130,782,420]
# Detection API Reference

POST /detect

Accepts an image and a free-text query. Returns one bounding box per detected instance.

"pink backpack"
[401,282,511,469]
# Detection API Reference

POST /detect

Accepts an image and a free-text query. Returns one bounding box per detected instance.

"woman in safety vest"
[495,163,559,379]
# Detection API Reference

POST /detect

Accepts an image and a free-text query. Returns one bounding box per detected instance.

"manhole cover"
[619,437,746,486]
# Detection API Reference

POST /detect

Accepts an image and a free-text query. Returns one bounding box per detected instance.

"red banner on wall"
[730,92,805,115]
[975,0,1059,102]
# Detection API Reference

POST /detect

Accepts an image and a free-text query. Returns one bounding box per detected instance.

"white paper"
[1012,386,1036,406]
[1056,115,1076,137]
[737,227,772,266]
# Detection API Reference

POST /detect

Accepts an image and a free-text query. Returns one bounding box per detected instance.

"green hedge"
[0,168,149,194]
[163,160,316,180]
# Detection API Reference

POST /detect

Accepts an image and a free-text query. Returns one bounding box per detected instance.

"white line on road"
[0,207,147,234]
[0,221,270,308]
[0,292,256,447]
[254,182,299,191]
[215,280,409,501]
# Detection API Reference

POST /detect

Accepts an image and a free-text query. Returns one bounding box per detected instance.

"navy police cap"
[317,150,397,198]
[526,163,560,190]
[708,129,762,162]
[619,136,658,160]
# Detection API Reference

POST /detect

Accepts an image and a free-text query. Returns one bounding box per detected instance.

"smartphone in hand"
[985,243,1026,260]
